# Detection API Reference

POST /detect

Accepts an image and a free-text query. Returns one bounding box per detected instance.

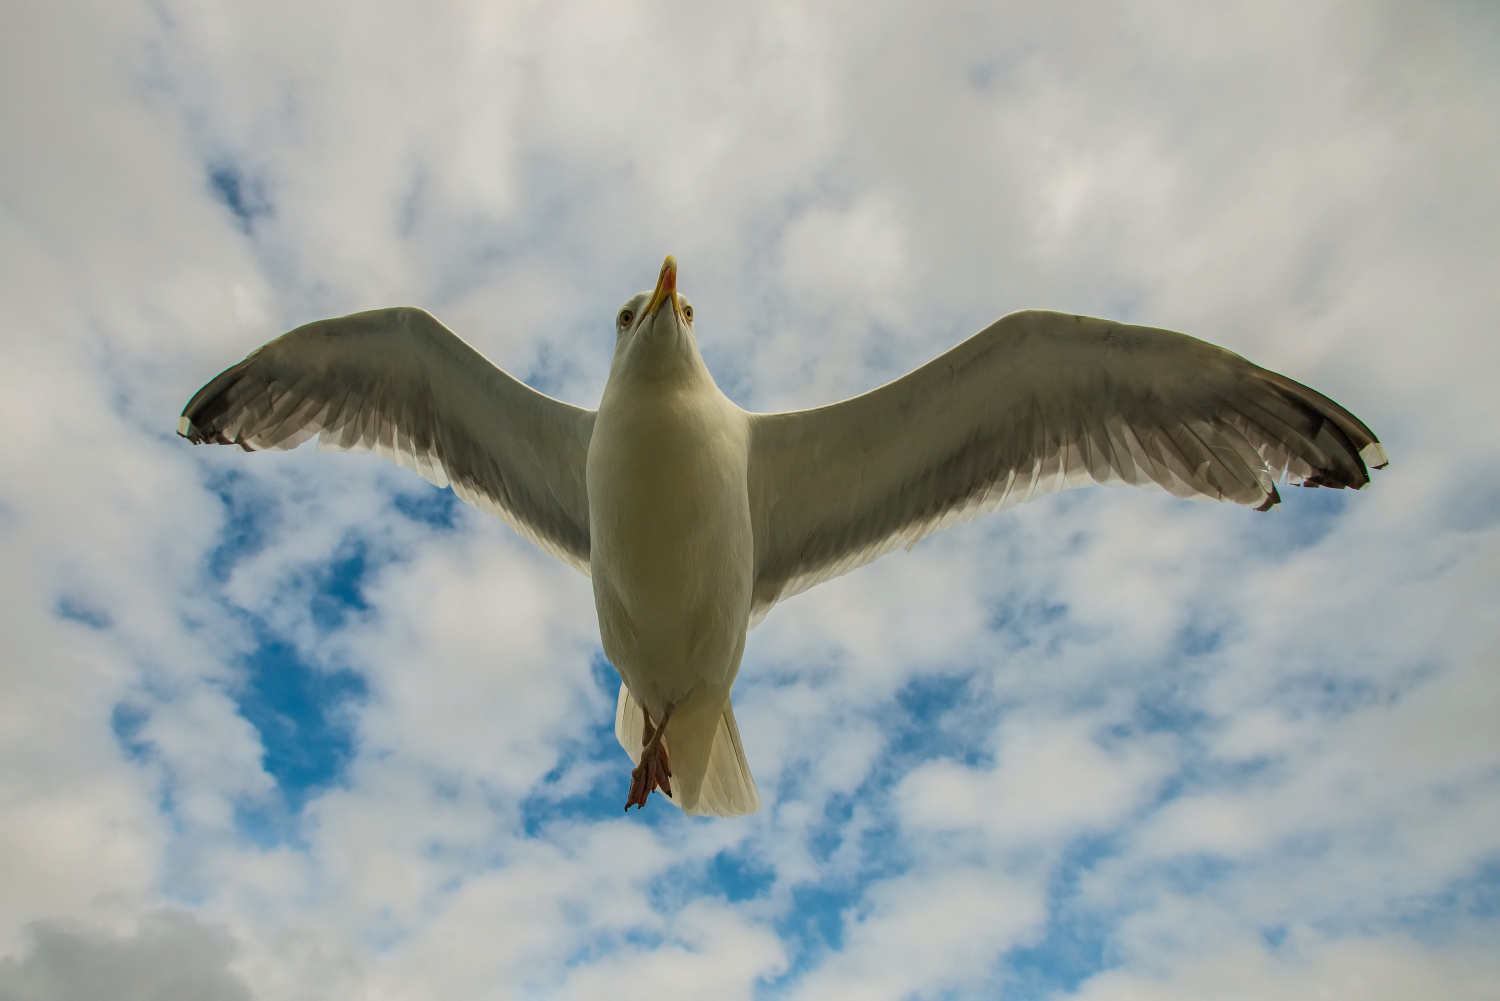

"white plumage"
[179,256,1386,817]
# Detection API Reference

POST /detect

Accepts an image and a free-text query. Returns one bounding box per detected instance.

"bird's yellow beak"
[640,255,684,326]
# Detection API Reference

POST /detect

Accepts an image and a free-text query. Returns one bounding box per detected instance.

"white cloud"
[1069,935,1500,1001]
[0,913,252,1001]
[898,714,1172,848]
[2,0,1497,998]
[787,866,1047,1000]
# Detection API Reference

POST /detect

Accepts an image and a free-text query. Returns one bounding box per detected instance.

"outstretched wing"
[179,307,595,573]
[747,309,1386,624]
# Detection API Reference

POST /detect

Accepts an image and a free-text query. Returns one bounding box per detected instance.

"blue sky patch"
[1003,835,1120,996]
[309,539,371,631]
[710,848,776,903]
[110,702,152,762]
[203,468,279,583]
[774,883,862,974]
[207,161,273,234]
[233,627,366,813]
[520,655,641,833]
[886,672,999,767]
[987,596,1071,649]
[394,483,460,530]
[55,594,112,630]
[192,470,372,816]
[1394,859,1500,938]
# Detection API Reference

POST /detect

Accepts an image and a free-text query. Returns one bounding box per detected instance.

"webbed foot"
[625,708,673,810]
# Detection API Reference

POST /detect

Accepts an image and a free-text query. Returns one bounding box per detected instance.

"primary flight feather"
[179,256,1387,817]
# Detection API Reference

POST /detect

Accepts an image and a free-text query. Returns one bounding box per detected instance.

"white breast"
[585,369,754,719]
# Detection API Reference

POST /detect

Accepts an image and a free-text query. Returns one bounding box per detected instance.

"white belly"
[586,380,753,721]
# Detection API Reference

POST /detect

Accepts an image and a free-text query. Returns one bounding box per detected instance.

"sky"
[2,0,1498,998]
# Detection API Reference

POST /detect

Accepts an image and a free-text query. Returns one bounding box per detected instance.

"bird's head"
[615,255,696,349]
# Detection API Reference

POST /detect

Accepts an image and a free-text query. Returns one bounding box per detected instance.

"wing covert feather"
[179,307,595,572]
[747,310,1385,624]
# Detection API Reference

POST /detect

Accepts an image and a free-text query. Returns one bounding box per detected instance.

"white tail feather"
[614,686,761,818]
[691,700,761,817]
[614,685,646,766]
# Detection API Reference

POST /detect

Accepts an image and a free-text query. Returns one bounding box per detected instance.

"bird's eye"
[683,305,693,321]
[619,310,634,327]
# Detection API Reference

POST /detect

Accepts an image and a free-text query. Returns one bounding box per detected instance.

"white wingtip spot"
[1361,441,1389,469]
[177,415,193,437]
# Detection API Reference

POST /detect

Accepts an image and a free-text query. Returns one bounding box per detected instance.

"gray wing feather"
[179,307,595,573]
[747,309,1386,625]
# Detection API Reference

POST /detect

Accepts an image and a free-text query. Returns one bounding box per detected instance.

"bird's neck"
[609,329,714,391]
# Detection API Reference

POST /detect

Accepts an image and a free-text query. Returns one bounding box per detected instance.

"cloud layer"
[2,0,1497,997]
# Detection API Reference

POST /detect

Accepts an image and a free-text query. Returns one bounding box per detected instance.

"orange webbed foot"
[624,708,673,811]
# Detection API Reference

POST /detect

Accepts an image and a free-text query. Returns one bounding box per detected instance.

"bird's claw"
[624,741,672,810]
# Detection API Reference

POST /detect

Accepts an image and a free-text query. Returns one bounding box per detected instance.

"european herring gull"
[178,256,1387,817]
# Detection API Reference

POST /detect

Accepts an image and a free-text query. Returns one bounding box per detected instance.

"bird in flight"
[179,256,1386,817]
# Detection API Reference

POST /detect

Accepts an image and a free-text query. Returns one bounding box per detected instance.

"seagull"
[179,255,1387,817]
